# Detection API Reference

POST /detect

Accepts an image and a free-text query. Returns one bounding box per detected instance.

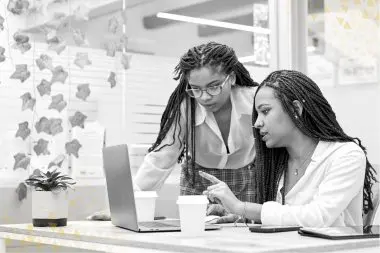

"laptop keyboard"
[139,220,180,228]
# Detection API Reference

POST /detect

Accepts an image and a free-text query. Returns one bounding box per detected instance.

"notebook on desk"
[298,225,380,240]
[102,144,221,233]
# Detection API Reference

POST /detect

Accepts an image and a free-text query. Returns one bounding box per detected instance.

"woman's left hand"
[199,171,243,215]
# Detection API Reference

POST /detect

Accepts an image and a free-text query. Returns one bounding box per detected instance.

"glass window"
[307,0,380,86]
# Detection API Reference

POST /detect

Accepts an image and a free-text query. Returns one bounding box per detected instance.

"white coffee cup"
[176,195,208,236]
[135,191,157,221]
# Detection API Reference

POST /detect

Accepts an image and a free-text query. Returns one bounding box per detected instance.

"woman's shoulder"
[321,141,366,161]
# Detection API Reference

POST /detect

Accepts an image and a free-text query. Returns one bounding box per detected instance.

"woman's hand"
[86,209,111,221]
[199,171,243,215]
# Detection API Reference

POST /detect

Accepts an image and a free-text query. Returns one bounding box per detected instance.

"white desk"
[0,221,379,253]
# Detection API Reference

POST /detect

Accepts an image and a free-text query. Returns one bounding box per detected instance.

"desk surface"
[0,221,379,253]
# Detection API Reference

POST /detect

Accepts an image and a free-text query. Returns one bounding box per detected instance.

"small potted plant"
[25,167,76,227]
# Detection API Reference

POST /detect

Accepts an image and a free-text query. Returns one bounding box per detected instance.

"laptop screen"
[102,144,139,231]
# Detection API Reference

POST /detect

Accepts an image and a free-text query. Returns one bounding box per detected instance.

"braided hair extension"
[148,42,258,169]
[252,70,377,214]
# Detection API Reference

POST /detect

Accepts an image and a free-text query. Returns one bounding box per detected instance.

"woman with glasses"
[200,70,377,227]
[133,41,259,223]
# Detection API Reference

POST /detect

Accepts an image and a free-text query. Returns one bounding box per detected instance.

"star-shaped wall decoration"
[76,83,91,101]
[26,0,45,16]
[13,153,30,170]
[69,111,87,129]
[0,46,5,63]
[37,79,52,97]
[108,16,120,34]
[45,12,68,30]
[121,53,132,70]
[74,52,91,69]
[0,15,4,30]
[35,116,50,134]
[20,92,36,111]
[119,34,128,52]
[49,94,67,112]
[7,0,29,15]
[108,72,116,88]
[44,28,59,43]
[72,28,88,46]
[65,139,82,158]
[49,118,63,136]
[103,40,117,57]
[13,32,31,54]
[33,138,50,156]
[48,154,66,169]
[36,54,53,71]
[15,182,27,201]
[10,64,30,82]
[15,121,31,140]
[48,40,66,55]
[35,117,63,136]
[51,66,68,84]
[73,4,90,21]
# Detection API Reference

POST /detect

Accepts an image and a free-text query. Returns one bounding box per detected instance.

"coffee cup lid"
[134,191,157,198]
[176,195,208,204]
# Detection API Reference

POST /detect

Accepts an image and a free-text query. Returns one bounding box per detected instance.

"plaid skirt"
[180,161,257,203]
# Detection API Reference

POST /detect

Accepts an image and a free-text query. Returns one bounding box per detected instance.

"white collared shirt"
[261,141,366,227]
[134,87,256,190]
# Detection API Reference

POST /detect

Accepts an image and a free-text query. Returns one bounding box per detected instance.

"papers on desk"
[70,121,105,178]
[205,215,220,224]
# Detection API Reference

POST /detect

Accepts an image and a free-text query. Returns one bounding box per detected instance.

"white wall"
[321,85,380,165]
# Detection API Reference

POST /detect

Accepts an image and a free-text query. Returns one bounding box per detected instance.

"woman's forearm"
[234,201,263,223]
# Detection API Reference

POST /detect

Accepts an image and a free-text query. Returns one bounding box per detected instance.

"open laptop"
[102,144,221,232]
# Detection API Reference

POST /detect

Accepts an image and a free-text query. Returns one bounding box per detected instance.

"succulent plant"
[25,167,75,191]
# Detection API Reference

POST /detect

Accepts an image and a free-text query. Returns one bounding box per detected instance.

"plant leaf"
[121,53,132,70]
[108,71,116,88]
[0,46,5,63]
[65,139,82,158]
[76,83,91,101]
[48,154,66,168]
[0,15,4,31]
[37,79,52,96]
[33,138,50,156]
[7,0,29,15]
[15,121,31,140]
[74,52,91,69]
[13,153,30,170]
[35,116,50,134]
[49,118,63,136]
[10,64,30,83]
[51,66,68,84]
[36,54,53,71]
[72,28,88,46]
[20,92,36,111]
[69,111,87,128]
[49,94,67,112]
[15,182,27,201]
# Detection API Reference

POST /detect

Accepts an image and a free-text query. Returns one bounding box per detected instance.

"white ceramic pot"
[31,190,69,227]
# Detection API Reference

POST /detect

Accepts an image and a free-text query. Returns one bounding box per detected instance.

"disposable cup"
[135,191,157,221]
[176,195,208,236]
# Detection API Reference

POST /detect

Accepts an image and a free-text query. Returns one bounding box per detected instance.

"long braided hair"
[252,70,377,214]
[148,42,258,169]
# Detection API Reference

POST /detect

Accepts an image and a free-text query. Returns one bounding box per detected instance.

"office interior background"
[0,0,379,252]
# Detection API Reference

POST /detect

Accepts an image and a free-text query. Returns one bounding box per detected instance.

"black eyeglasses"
[186,75,230,98]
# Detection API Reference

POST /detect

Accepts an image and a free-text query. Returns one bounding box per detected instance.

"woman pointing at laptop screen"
[200,70,376,227]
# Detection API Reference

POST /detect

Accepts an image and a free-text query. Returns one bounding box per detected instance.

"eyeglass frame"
[185,74,231,98]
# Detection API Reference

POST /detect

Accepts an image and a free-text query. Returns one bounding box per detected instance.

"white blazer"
[261,141,366,227]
